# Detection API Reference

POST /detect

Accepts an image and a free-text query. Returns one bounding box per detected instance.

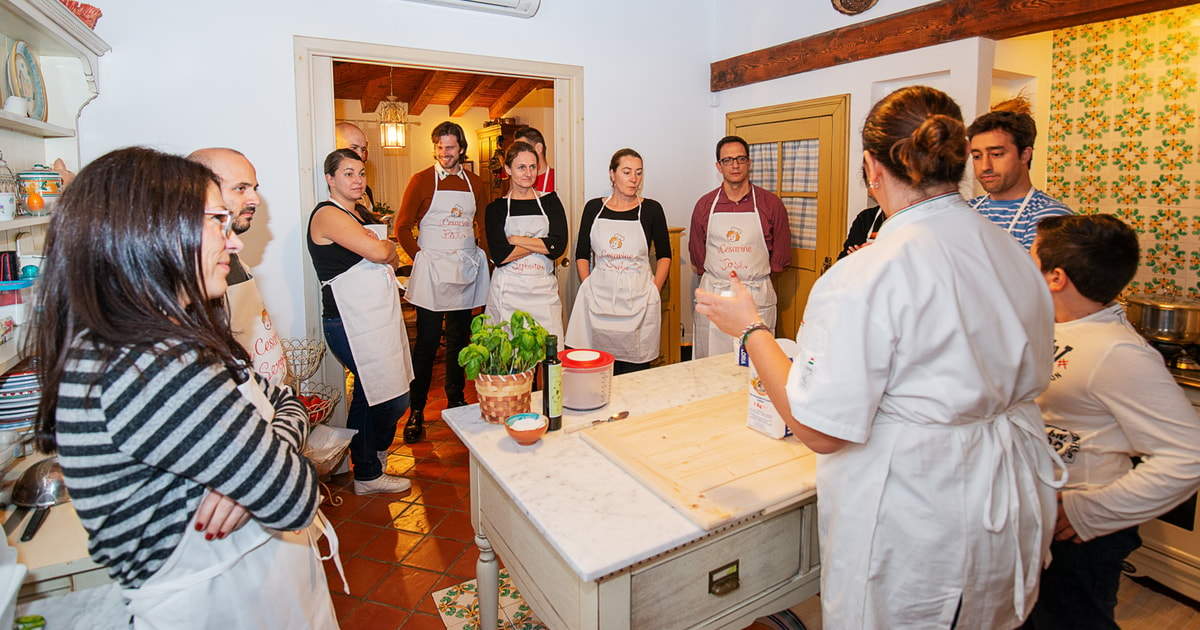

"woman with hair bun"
[696,86,1062,628]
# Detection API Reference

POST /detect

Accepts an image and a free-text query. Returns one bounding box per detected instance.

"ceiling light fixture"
[379,67,408,149]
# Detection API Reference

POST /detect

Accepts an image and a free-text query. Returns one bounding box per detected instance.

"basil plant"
[457,311,548,380]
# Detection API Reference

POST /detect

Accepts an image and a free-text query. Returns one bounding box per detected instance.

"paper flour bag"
[746,337,798,439]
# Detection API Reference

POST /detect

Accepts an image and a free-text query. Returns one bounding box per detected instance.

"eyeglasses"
[205,210,234,238]
[719,156,750,166]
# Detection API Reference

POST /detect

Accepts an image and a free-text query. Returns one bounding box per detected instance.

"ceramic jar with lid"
[17,166,63,215]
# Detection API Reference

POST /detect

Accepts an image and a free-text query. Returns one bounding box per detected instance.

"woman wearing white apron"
[692,186,777,359]
[484,141,568,346]
[697,88,1062,629]
[33,147,337,628]
[566,148,671,374]
[309,149,414,496]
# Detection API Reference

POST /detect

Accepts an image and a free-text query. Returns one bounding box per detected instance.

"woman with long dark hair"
[308,148,413,495]
[697,86,1063,628]
[33,146,336,627]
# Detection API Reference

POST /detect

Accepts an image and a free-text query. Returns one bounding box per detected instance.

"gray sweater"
[54,339,318,588]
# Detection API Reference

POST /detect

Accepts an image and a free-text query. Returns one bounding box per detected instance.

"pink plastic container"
[561,349,615,411]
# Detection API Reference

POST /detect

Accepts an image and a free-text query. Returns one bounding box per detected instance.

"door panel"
[727,96,849,341]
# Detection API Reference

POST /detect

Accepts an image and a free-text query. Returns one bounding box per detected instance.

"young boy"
[1024,214,1200,628]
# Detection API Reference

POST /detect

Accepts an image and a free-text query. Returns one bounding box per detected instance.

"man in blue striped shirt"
[967,98,1072,250]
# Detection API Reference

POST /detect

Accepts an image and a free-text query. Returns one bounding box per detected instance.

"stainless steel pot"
[1123,294,1200,344]
[7,456,69,542]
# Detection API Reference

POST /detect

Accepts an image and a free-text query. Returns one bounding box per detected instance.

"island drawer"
[629,503,809,630]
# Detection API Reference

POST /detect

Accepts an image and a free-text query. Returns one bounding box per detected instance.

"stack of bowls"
[0,368,39,435]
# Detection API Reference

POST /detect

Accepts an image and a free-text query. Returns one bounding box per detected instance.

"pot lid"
[1124,294,1200,311]
[561,349,614,369]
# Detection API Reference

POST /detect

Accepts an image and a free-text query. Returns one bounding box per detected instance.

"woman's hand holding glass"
[694,271,762,338]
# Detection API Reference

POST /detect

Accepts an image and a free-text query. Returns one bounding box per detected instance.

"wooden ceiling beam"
[710,0,1198,92]
[332,62,387,88]
[359,76,390,115]
[408,70,446,116]
[449,75,496,117]
[489,78,541,119]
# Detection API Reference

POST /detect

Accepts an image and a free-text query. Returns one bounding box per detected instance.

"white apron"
[322,256,414,406]
[119,381,346,630]
[226,277,287,387]
[485,195,564,345]
[405,174,490,311]
[565,200,661,363]
[693,188,777,359]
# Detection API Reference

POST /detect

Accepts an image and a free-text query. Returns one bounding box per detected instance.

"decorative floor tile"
[432,570,549,630]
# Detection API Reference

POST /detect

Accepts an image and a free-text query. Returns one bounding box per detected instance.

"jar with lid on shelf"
[16,166,62,216]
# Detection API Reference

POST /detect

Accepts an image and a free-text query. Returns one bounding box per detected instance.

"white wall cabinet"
[0,0,108,371]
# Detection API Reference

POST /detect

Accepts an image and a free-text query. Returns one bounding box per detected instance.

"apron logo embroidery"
[726,227,742,241]
[609,234,625,249]
[450,205,464,217]
[260,309,272,328]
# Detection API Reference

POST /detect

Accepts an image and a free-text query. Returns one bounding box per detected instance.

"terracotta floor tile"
[404,536,470,573]
[316,486,373,521]
[391,503,450,535]
[408,459,456,482]
[339,555,396,597]
[433,441,471,460]
[329,519,382,556]
[439,464,472,486]
[432,509,476,543]
[419,482,471,509]
[446,544,480,580]
[358,527,425,564]
[348,495,415,526]
[367,565,443,609]
[403,611,449,630]
[329,592,360,622]
[337,600,410,630]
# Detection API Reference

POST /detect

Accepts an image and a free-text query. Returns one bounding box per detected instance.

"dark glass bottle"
[543,336,562,431]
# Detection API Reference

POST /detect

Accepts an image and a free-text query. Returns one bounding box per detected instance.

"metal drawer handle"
[708,560,740,596]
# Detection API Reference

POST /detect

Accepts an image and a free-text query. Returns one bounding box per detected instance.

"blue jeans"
[1022,526,1141,629]
[323,317,410,481]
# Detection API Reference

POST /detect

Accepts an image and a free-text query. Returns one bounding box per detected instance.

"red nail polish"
[217,532,225,539]
[205,533,214,541]
[195,523,204,531]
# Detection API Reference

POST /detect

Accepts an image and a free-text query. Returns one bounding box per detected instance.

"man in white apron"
[688,136,791,359]
[967,97,1072,250]
[188,148,287,387]
[395,122,490,443]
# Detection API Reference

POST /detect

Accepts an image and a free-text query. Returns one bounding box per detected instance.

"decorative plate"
[7,41,47,122]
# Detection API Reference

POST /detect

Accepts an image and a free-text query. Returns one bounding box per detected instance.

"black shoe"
[403,409,425,444]
[447,397,468,409]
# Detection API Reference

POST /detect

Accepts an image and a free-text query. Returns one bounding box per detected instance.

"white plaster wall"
[76,0,716,339]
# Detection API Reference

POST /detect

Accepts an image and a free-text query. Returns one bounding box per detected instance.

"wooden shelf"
[0,111,73,138]
[0,216,50,232]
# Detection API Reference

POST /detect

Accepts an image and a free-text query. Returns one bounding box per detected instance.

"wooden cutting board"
[581,391,816,530]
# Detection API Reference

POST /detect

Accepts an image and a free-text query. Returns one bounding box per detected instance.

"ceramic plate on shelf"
[7,41,47,122]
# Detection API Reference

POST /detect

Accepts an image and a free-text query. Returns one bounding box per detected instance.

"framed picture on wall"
[463,160,475,173]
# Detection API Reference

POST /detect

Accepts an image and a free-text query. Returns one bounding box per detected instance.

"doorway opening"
[293,36,584,409]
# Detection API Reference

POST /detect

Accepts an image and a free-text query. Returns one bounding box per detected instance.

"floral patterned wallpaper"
[1045,5,1200,296]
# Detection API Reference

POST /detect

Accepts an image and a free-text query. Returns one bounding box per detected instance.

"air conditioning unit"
[400,0,540,18]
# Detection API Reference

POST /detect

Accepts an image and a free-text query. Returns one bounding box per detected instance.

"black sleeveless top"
[307,200,368,318]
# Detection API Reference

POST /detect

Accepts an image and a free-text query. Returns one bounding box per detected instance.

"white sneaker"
[353,473,412,496]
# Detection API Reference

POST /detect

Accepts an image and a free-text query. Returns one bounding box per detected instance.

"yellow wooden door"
[727,95,850,340]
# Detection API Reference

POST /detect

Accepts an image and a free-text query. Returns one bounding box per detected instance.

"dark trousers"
[323,317,410,481]
[614,360,652,375]
[1022,526,1142,629]
[410,306,472,411]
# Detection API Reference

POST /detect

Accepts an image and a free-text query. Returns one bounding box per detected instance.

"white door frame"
[293,36,584,411]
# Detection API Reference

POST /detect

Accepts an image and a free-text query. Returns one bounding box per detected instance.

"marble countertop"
[442,354,817,583]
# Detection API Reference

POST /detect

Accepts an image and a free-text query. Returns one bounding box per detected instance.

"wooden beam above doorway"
[710,0,1198,92]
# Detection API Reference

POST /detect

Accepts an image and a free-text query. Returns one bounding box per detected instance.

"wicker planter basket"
[474,369,535,424]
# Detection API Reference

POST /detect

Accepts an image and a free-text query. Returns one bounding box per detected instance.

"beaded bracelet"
[739,321,771,346]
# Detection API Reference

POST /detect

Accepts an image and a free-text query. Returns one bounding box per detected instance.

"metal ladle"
[565,410,629,434]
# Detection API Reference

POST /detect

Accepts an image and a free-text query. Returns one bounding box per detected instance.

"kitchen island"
[442,355,820,630]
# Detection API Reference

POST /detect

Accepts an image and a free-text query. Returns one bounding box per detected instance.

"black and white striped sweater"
[54,339,319,588]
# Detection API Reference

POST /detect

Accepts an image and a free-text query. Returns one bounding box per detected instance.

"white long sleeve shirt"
[1037,303,1200,540]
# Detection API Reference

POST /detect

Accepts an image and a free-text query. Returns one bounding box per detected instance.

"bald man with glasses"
[688,135,791,359]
